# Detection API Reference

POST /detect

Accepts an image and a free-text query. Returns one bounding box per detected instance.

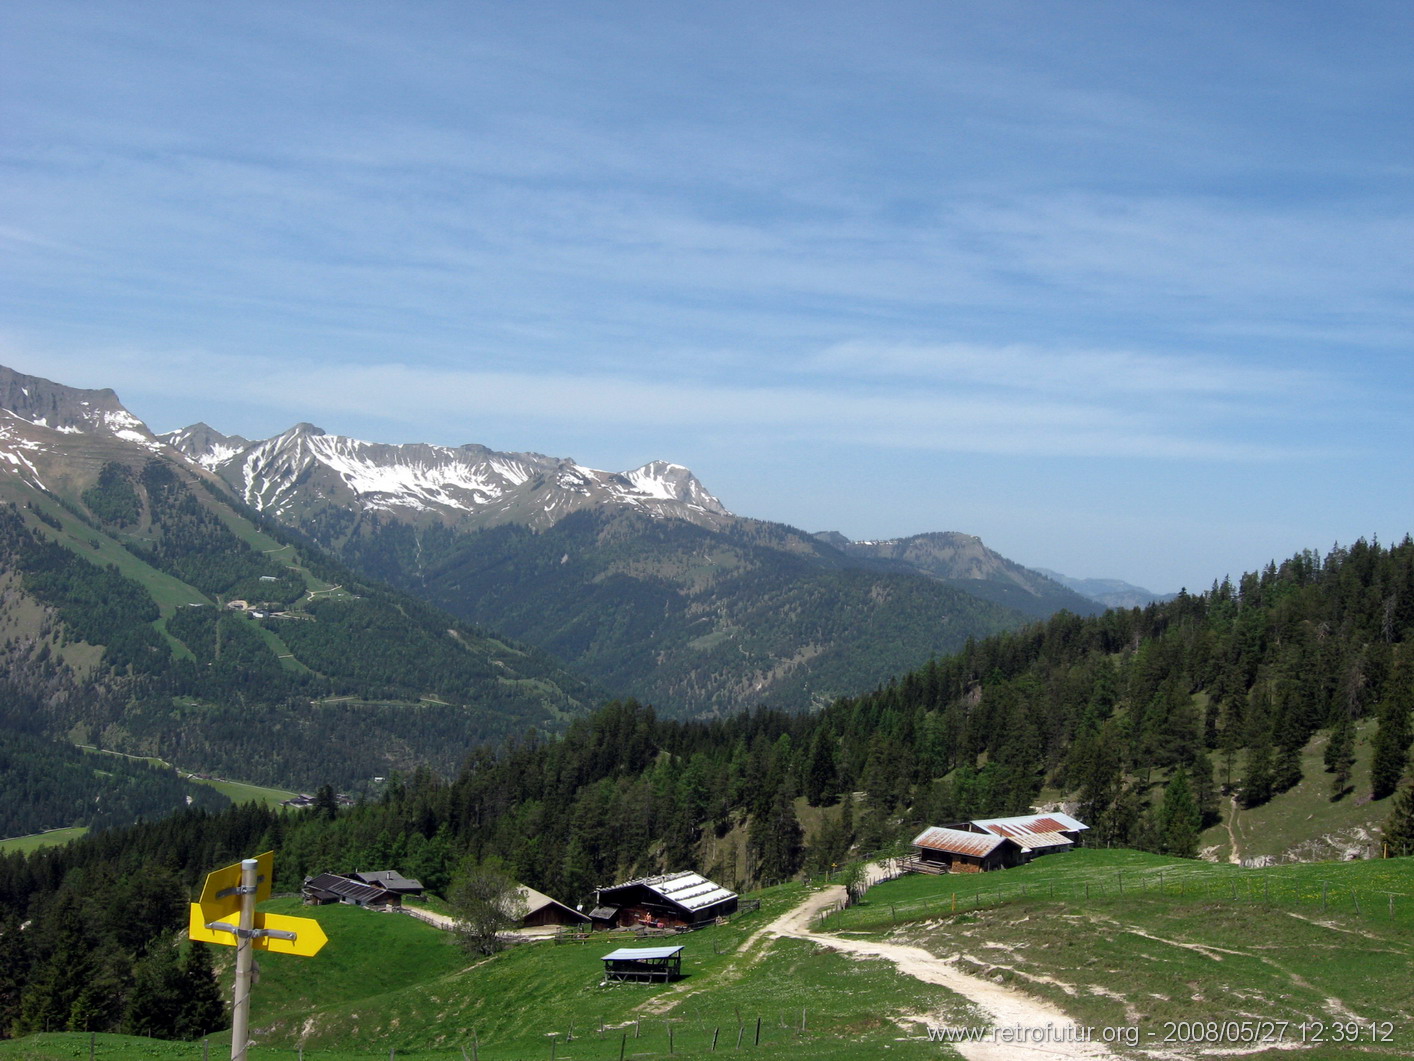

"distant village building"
[592,871,737,930]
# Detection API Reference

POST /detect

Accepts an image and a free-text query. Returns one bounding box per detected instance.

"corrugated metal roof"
[972,812,1088,834]
[351,869,424,891]
[304,873,391,904]
[984,826,1074,851]
[601,946,684,961]
[910,827,1008,858]
[604,871,737,912]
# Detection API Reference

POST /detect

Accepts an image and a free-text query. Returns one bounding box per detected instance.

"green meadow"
[7,851,1413,1061]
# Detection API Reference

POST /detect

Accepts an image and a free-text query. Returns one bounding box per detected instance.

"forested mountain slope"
[0,369,598,791]
[163,406,1098,716]
[332,509,1030,714]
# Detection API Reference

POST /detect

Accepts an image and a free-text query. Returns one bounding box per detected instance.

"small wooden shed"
[601,945,684,983]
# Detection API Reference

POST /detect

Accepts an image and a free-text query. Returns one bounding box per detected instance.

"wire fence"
[814,860,1414,931]
[68,1015,829,1061]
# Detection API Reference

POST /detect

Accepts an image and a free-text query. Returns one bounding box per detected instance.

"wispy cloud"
[8,340,1334,464]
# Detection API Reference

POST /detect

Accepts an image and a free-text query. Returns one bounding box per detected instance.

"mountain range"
[153,393,1110,713]
[0,361,1133,787]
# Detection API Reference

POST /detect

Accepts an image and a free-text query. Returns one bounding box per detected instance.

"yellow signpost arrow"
[189,852,326,1061]
[187,904,328,956]
[197,850,273,922]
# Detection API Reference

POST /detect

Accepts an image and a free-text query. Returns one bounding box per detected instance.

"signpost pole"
[231,858,258,1061]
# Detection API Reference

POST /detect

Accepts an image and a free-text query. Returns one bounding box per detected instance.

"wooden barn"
[302,869,424,907]
[593,871,737,929]
[302,872,400,907]
[516,884,590,928]
[600,945,684,983]
[348,870,425,899]
[906,827,1022,874]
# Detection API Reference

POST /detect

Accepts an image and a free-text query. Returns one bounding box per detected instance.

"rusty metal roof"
[971,812,1088,834]
[982,826,1074,851]
[910,826,1009,858]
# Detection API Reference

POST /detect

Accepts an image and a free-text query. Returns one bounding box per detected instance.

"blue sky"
[2,2,1411,591]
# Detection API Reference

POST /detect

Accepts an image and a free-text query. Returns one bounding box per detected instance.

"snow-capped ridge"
[166,422,732,532]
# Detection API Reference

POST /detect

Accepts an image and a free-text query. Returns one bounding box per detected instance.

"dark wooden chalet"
[302,872,398,907]
[517,884,590,928]
[601,945,684,983]
[594,871,737,929]
[349,870,425,898]
[907,826,1022,874]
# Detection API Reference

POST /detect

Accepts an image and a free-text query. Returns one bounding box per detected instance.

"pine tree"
[1325,711,1356,800]
[803,730,838,806]
[1371,691,1412,800]
[748,788,802,885]
[175,942,226,1040]
[0,908,31,1038]
[123,936,185,1038]
[1190,747,1221,828]
[1383,779,1414,858]
[1155,768,1201,858]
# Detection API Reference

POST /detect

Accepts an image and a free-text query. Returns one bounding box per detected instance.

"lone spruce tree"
[1384,779,1414,858]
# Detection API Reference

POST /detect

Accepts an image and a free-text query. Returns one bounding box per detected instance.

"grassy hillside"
[823,848,1414,1059]
[240,886,915,1057]
[0,885,948,1061]
[0,826,88,855]
[1204,717,1395,864]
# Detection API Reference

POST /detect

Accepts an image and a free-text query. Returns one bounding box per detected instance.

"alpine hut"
[906,826,1023,874]
[593,871,737,929]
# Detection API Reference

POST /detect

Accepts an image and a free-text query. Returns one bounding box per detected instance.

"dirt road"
[643,866,1119,1060]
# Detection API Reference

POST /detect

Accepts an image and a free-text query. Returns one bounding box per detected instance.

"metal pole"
[231,858,258,1061]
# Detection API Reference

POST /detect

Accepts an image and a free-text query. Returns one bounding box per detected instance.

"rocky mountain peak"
[0,365,158,447]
